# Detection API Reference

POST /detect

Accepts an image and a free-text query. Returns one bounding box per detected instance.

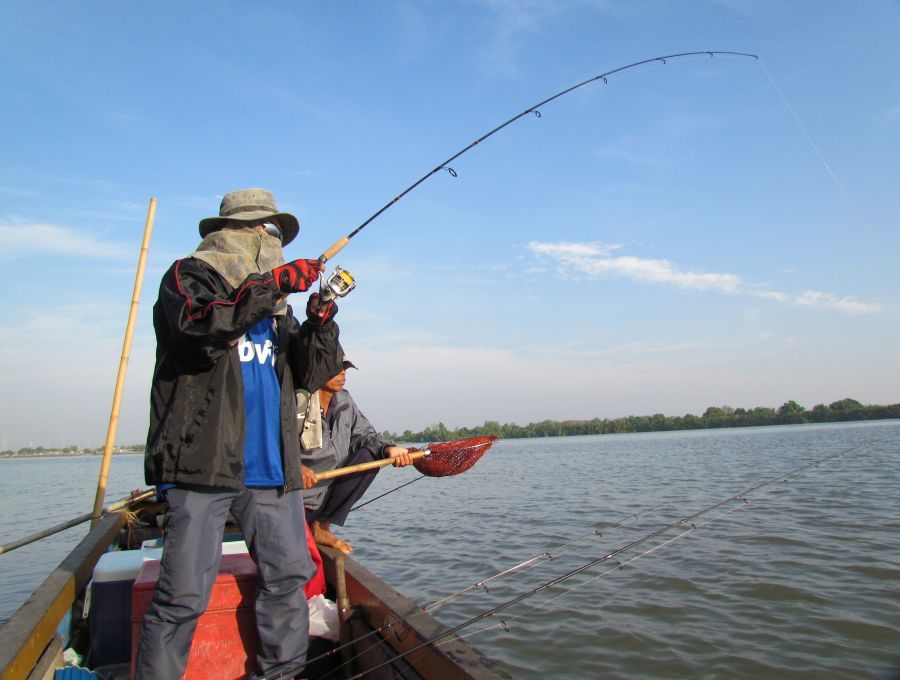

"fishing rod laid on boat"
[305,497,674,671]
[316,50,758,265]
[338,440,869,680]
[0,489,156,556]
[0,437,495,556]
[312,439,866,675]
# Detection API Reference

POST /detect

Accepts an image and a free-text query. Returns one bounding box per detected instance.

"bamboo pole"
[91,198,157,527]
[314,451,428,481]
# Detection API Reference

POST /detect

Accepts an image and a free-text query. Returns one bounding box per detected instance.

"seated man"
[298,356,412,554]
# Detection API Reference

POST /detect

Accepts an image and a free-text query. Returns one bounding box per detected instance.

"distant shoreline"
[389,399,900,444]
[4,407,898,458]
[0,450,143,460]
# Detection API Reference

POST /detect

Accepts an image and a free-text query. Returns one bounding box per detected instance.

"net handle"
[314,449,428,481]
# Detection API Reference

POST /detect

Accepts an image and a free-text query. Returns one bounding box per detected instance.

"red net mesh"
[412,435,498,477]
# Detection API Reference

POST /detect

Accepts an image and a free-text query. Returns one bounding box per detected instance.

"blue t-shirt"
[237,318,284,487]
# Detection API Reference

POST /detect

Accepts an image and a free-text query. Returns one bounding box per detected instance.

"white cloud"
[528,240,881,314]
[793,290,882,315]
[527,241,621,258]
[0,218,128,258]
[527,240,742,292]
[753,290,789,304]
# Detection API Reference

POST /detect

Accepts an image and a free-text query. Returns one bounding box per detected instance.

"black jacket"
[145,257,341,491]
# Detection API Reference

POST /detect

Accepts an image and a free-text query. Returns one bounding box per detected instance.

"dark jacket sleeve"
[156,258,285,366]
[288,314,343,393]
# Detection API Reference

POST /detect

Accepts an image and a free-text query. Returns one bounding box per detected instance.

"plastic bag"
[308,594,339,641]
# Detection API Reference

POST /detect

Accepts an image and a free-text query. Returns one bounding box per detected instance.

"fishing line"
[348,475,426,512]
[347,441,869,679]
[756,60,861,217]
[755,58,888,272]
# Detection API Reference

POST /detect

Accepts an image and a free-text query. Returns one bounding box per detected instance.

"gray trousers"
[305,447,379,527]
[135,487,314,680]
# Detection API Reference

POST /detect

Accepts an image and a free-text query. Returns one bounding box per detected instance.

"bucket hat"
[198,188,300,245]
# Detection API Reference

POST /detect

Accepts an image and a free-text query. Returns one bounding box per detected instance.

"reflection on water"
[1,422,898,678]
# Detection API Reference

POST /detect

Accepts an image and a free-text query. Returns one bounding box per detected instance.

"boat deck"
[0,508,512,680]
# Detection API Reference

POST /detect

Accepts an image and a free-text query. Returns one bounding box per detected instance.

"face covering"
[191,227,288,313]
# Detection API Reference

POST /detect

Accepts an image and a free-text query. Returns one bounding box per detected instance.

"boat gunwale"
[0,514,512,680]
[319,547,513,679]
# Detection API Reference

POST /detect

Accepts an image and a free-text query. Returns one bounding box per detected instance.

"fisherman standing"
[136,188,341,680]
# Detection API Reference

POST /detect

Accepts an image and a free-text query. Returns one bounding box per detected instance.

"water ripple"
[3,424,900,679]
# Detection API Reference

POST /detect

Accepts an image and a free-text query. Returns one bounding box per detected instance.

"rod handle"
[319,236,350,264]
[314,450,427,481]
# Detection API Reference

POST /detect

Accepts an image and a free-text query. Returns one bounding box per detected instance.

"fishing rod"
[318,435,863,675]
[343,440,869,679]
[0,489,156,556]
[306,498,675,671]
[317,50,758,265]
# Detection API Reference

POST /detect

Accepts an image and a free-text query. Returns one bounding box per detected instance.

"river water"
[1,421,898,678]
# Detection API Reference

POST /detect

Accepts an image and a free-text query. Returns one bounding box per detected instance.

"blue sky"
[1,2,898,450]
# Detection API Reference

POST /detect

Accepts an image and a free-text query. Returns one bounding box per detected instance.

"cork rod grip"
[318,236,350,264]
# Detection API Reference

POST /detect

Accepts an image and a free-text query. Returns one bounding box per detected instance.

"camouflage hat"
[198,188,300,245]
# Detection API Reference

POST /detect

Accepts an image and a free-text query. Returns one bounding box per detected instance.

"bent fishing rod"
[317,50,758,265]
[339,440,868,680]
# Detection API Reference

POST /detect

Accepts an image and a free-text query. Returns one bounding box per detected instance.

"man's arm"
[287,300,343,393]
[157,258,285,361]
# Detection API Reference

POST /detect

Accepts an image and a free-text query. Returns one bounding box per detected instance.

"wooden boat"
[0,497,512,680]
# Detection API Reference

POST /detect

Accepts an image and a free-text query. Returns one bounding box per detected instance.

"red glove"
[271,259,323,294]
[305,292,337,325]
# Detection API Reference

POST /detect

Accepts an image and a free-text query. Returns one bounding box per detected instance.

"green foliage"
[389,398,900,443]
[5,399,899,454]
[4,443,147,458]
[829,398,864,411]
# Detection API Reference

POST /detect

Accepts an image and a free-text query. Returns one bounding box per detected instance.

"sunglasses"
[261,222,283,242]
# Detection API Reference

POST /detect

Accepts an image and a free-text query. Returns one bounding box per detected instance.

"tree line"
[385,398,900,443]
[0,444,145,459]
[4,398,896,456]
